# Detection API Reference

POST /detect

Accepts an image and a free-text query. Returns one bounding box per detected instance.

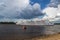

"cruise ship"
[16,17,55,26]
[16,13,60,26]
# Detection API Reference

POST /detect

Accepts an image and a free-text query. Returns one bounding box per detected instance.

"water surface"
[0,24,60,40]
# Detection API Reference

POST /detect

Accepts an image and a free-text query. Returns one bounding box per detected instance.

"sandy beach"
[31,34,60,40]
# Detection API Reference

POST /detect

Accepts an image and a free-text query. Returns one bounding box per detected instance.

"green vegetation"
[54,23,60,25]
[0,22,16,24]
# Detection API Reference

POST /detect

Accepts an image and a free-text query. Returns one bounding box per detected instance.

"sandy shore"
[29,34,60,40]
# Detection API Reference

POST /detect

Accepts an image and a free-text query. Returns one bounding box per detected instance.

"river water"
[0,24,60,40]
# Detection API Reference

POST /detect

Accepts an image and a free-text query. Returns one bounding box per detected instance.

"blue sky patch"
[30,0,50,9]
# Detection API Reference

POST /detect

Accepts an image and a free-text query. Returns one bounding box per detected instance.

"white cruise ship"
[16,18,54,26]
[16,13,60,26]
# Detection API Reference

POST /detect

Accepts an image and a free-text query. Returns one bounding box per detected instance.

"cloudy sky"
[0,0,60,21]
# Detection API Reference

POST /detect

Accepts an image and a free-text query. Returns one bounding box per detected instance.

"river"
[0,24,60,40]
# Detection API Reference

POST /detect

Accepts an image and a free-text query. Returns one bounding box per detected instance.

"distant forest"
[0,22,16,24]
[54,23,60,25]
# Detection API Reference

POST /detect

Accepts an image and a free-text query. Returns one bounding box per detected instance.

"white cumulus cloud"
[0,0,45,22]
[42,0,60,19]
[18,3,43,19]
[0,0,29,18]
[43,7,57,18]
[0,0,44,19]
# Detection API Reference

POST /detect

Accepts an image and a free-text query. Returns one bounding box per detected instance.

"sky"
[0,0,60,22]
[30,0,50,9]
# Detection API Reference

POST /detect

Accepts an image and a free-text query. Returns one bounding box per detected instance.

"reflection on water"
[0,24,60,40]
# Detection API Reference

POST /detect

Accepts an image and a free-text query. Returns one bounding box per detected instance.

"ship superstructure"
[16,18,54,26]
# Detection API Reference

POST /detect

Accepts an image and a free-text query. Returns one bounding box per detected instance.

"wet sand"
[0,24,60,40]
